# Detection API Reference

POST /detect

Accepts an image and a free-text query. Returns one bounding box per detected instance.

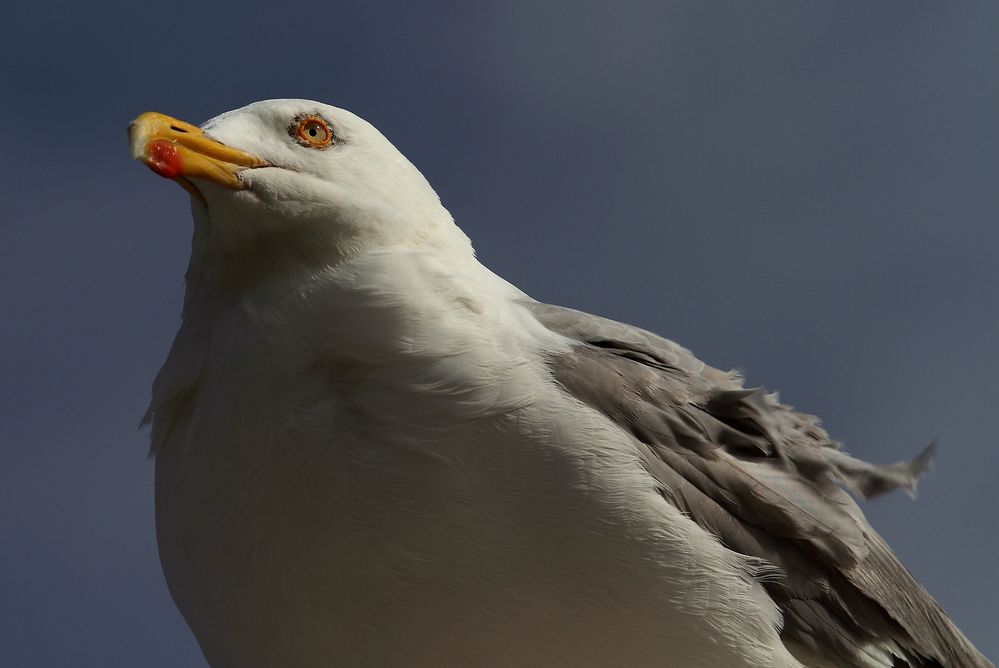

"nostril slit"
[170,125,188,133]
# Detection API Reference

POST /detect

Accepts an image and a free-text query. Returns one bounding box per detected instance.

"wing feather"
[524,300,991,668]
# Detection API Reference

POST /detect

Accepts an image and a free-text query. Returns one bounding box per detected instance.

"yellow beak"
[128,112,268,195]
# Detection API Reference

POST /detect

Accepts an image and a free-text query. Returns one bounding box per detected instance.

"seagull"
[129,99,992,668]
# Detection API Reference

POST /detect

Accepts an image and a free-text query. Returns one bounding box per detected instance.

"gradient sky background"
[1,2,997,665]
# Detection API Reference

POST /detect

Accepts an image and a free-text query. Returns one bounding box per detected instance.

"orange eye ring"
[295,115,333,149]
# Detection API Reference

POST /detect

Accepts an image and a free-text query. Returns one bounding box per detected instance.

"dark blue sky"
[1,2,996,665]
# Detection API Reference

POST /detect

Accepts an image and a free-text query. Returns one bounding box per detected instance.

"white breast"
[153,249,802,668]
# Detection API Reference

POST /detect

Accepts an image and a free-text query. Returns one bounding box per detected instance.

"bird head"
[129,99,471,287]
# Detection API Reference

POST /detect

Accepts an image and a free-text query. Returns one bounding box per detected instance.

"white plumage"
[131,99,991,668]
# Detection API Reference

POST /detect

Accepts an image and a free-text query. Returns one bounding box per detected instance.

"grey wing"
[523,300,992,668]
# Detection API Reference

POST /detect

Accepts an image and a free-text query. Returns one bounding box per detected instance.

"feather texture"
[525,300,991,668]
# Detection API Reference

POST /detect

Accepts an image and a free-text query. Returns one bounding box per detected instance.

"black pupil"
[309,127,318,136]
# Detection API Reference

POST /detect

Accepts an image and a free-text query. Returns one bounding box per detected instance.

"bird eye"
[294,115,333,149]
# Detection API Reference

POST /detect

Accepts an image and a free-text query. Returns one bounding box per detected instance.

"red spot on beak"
[147,139,183,179]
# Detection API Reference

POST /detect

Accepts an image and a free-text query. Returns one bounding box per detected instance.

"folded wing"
[524,300,991,668]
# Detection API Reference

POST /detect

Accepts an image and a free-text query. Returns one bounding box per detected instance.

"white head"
[129,99,472,288]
